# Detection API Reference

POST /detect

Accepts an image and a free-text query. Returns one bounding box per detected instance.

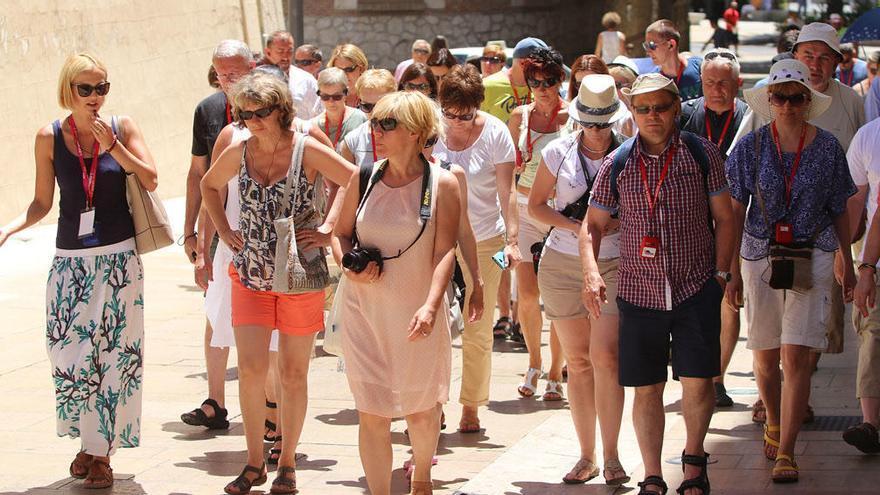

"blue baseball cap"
[513,37,548,59]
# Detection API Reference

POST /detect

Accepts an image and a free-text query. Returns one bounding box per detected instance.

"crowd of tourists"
[2,6,880,495]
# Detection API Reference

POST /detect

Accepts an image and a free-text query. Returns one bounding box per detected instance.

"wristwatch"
[715,270,732,282]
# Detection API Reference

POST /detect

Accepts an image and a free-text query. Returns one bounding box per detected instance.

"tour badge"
[640,235,660,259]
[775,222,793,245]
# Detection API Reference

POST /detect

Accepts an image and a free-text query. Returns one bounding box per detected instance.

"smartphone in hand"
[491,250,508,270]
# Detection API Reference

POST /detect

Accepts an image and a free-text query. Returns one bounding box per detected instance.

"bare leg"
[589,312,624,464]
[204,321,230,413]
[497,269,511,319]
[515,263,544,371]
[358,411,392,495]
[778,345,813,456]
[714,307,740,386]
[547,323,565,382]
[753,348,782,458]
[862,397,880,426]
[276,333,316,468]
[405,406,441,484]
[633,383,666,484]
[553,318,597,459]
[679,377,714,494]
[266,351,282,440]
[232,325,273,470]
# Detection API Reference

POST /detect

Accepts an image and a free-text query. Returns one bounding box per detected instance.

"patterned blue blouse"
[725,125,856,260]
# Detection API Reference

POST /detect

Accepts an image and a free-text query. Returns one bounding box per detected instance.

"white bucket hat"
[569,74,629,125]
[793,22,843,57]
[743,59,831,121]
[607,56,639,78]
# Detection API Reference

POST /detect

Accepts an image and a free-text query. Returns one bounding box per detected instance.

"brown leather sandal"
[224,463,267,495]
[69,451,93,479]
[270,466,297,494]
[82,458,113,489]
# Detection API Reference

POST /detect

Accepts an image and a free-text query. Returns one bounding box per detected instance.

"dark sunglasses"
[481,56,503,64]
[370,117,398,132]
[404,82,431,92]
[317,89,347,101]
[424,135,438,148]
[413,48,430,55]
[580,122,613,129]
[239,106,277,120]
[642,41,666,51]
[527,77,559,89]
[72,82,110,97]
[337,65,359,73]
[769,92,810,107]
[633,102,675,115]
[358,101,377,113]
[705,50,738,63]
[295,59,319,67]
[442,109,476,121]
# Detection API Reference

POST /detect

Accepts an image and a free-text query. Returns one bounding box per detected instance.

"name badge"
[640,235,660,259]
[775,223,793,245]
[78,208,96,239]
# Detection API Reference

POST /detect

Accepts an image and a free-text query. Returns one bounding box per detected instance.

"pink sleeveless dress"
[341,168,451,418]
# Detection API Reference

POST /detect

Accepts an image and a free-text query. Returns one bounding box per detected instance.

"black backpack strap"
[439,160,452,171]
[357,161,373,205]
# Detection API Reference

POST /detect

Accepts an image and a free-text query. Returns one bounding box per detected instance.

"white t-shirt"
[288,66,323,121]
[541,132,620,259]
[810,79,865,151]
[341,120,375,168]
[847,117,880,261]
[433,112,515,241]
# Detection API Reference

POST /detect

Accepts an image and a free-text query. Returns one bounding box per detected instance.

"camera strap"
[352,155,433,261]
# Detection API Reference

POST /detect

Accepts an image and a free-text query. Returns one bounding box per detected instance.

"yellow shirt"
[481,71,532,124]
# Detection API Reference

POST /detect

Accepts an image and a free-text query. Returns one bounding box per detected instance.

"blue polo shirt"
[655,55,703,102]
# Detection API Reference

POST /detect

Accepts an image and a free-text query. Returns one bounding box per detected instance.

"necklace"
[450,120,477,153]
[249,132,284,186]
[578,135,608,154]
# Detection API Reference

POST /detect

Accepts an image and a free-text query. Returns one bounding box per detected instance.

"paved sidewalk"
[0,198,878,494]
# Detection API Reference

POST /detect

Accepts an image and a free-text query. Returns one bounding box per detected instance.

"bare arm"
[726,198,747,309]
[340,140,356,165]
[848,184,868,244]
[619,32,628,57]
[407,171,461,340]
[579,206,613,318]
[834,210,856,302]
[0,127,56,247]
[450,165,484,322]
[595,33,604,57]
[496,160,520,266]
[200,142,246,252]
[709,191,736,282]
[307,123,334,148]
[331,167,382,284]
[507,109,523,173]
[112,116,158,191]
[184,154,210,261]
[855,207,880,316]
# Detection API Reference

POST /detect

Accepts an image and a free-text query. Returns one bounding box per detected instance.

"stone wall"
[0,0,286,225]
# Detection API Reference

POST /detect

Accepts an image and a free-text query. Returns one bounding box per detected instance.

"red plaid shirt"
[590,132,727,311]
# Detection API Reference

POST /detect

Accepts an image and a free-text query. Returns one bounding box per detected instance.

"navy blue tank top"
[53,119,135,249]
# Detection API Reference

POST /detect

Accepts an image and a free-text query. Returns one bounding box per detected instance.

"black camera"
[560,191,590,222]
[342,247,384,274]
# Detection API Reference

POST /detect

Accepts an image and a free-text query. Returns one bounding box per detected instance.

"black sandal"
[507,322,525,343]
[267,438,283,465]
[677,451,710,495]
[224,463,267,495]
[638,475,668,495]
[265,400,278,442]
[493,317,512,339]
[181,398,229,430]
[270,466,297,494]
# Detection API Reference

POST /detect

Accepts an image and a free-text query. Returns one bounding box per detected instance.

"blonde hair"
[328,43,369,70]
[317,67,349,90]
[602,11,622,29]
[483,43,507,62]
[354,68,396,95]
[371,91,441,150]
[231,72,294,128]
[57,53,108,110]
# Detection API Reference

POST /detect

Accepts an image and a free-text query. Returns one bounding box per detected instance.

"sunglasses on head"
[580,122,613,130]
[239,106,277,120]
[72,82,110,97]
[337,65,359,73]
[295,59,319,67]
[527,77,559,89]
[317,89,347,101]
[481,56,503,64]
[769,92,810,107]
[705,50,738,63]
[442,109,476,121]
[370,117,398,132]
[632,102,675,115]
[404,82,431,92]
[358,101,377,113]
[413,48,430,55]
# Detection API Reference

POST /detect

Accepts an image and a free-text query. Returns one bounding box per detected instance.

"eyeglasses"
[481,56,503,64]
[632,102,675,115]
[239,106,277,120]
[71,82,110,97]
[370,117,398,132]
[642,41,668,52]
[527,77,559,89]
[768,92,810,107]
[424,135,438,148]
[580,122,613,129]
[317,90,347,101]
[358,101,377,113]
[705,50,738,63]
[404,82,431,92]
[336,65,360,74]
[295,59,319,67]
[413,48,430,55]
[442,109,476,121]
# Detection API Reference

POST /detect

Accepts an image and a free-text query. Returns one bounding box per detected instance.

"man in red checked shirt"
[723,1,740,55]
[580,73,735,495]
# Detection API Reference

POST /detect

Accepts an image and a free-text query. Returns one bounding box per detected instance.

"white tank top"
[600,31,621,63]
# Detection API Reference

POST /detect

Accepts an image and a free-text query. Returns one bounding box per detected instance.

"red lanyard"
[664,59,685,88]
[509,74,532,106]
[370,126,378,162]
[525,99,562,161]
[225,101,232,125]
[324,109,346,149]
[842,69,854,86]
[770,122,808,205]
[638,142,677,219]
[705,104,735,148]
[67,116,100,208]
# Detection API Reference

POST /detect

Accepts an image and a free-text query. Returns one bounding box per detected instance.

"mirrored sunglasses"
[481,56,503,64]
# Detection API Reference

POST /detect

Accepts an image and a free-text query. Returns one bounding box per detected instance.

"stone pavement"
[1,196,878,495]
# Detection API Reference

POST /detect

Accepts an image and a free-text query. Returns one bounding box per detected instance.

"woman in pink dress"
[332,91,461,495]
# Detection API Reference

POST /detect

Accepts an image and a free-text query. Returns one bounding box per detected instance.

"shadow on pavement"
[507,480,627,494]
[162,420,243,440]
[184,367,239,381]
[0,477,146,495]
[314,408,359,426]
[175,450,250,476]
[488,398,568,415]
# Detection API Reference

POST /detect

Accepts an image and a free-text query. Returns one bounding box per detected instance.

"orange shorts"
[228,264,325,335]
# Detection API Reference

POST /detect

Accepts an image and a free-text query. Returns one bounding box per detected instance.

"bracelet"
[858,262,877,274]
[177,232,198,246]
[106,136,118,153]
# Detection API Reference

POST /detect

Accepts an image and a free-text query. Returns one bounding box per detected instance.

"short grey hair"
[318,67,349,89]
[840,43,856,55]
[213,39,252,62]
[700,48,740,79]
[412,39,430,51]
